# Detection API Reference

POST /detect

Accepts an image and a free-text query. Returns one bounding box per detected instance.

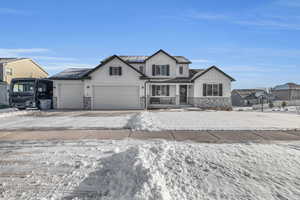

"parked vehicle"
[9,78,53,110]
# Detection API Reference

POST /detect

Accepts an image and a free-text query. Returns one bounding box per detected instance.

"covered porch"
[146,82,193,108]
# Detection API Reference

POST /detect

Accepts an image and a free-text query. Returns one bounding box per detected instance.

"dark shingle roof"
[102,55,191,64]
[273,83,300,90]
[189,68,206,78]
[50,68,92,80]
[0,58,26,64]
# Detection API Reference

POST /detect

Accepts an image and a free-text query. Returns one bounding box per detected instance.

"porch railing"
[149,97,176,105]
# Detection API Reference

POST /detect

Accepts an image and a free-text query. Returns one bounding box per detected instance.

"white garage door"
[93,85,141,109]
[59,84,83,109]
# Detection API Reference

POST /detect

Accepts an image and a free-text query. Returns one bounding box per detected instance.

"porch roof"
[147,77,192,83]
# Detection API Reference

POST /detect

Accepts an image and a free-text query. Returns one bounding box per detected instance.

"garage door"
[59,84,83,109]
[93,85,141,109]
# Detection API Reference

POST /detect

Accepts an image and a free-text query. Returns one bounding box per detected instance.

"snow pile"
[128,111,162,131]
[0,108,33,118]
[65,141,300,200]
[1,140,300,200]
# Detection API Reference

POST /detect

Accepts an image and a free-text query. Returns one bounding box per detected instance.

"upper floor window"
[109,67,122,76]
[6,68,13,75]
[152,65,170,76]
[139,66,144,73]
[203,83,223,96]
[179,66,183,75]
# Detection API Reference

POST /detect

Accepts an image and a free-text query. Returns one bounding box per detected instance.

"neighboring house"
[50,49,235,110]
[231,89,267,107]
[0,58,48,84]
[271,82,300,101]
[0,58,48,105]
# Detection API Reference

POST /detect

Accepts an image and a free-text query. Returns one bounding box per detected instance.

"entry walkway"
[0,129,300,143]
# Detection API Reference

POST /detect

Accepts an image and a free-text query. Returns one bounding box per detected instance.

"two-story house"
[50,49,235,110]
[0,58,48,105]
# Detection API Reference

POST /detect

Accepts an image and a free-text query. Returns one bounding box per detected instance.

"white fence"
[0,83,9,105]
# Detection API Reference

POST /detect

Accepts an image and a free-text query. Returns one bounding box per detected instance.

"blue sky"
[0,0,300,88]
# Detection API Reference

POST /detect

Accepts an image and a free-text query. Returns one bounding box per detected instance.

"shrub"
[269,101,274,108]
[281,101,287,108]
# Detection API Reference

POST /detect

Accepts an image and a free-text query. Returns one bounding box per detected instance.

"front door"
[179,85,187,104]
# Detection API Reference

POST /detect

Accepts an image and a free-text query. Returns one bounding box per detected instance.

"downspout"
[144,80,149,110]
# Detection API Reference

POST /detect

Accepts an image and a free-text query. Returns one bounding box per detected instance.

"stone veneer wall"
[52,97,57,109]
[189,97,232,109]
[83,97,91,110]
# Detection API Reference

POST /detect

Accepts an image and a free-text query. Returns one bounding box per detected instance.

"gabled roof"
[84,55,146,78]
[191,66,235,82]
[0,58,48,75]
[232,89,265,99]
[50,68,92,80]
[273,82,300,90]
[0,58,26,64]
[101,49,191,64]
[145,49,191,64]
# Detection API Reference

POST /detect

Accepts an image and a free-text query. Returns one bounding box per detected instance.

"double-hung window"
[203,83,223,96]
[179,66,183,75]
[152,65,170,76]
[152,85,170,96]
[109,67,122,76]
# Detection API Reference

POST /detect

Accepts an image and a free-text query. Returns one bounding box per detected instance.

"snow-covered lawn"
[0,110,300,131]
[134,111,300,131]
[1,140,300,200]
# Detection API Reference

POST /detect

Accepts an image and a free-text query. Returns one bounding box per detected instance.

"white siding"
[130,63,145,73]
[176,64,189,77]
[145,51,177,78]
[193,68,231,97]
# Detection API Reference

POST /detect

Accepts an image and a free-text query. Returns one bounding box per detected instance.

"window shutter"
[166,85,170,96]
[152,65,155,76]
[219,84,223,96]
[203,84,207,96]
[152,85,156,96]
[166,65,170,76]
[119,67,122,76]
[109,67,112,75]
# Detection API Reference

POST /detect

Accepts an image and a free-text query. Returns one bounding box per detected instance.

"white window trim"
[151,85,170,97]
[153,65,169,76]
[204,83,223,97]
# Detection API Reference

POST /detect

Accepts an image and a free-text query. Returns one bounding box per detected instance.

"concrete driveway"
[1,129,300,143]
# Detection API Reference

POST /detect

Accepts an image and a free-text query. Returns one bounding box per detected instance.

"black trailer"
[9,78,53,110]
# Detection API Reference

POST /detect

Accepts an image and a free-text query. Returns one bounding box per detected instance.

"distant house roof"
[0,58,27,64]
[273,82,300,90]
[50,68,92,80]
[232,89,265,99]
[101,50,191,64]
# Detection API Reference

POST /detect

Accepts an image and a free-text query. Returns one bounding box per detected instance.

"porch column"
[175,84,180,105]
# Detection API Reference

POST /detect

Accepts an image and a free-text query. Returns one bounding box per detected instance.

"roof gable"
[84,55,146,78]
[191,66,235,82]
[145,49,178,63]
